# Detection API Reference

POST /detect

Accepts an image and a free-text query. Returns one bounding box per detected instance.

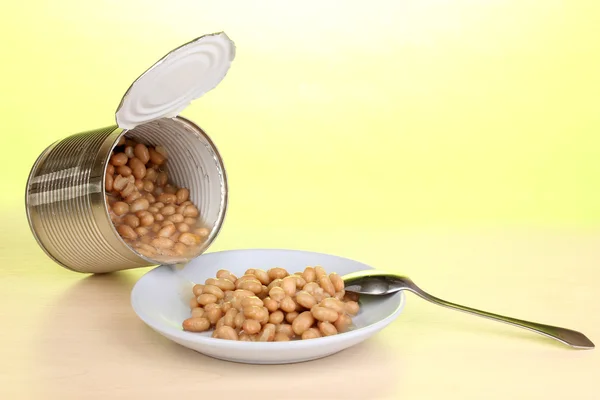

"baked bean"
[191,307,205,318]
[329,273,345,292]
[129,198,149,213]
[106,164,115,176]
[113,175,128,191]
[164,185,177,195]
[274,332,290,342]
[151,237,174,250]
[285,311,299,323]
[134,227,149,237]
[315,266,327,279]
[319,275,336,296]
[216,270,237,283]
[252,269,270,285]
[301,327,322,340]
[160,205,176,216]
[213,278,235,291]
[241,296,263,308]
[276,324,294,338]
[182,205,200,217]
[175,188,189,204]
[318,321,338,336]
[123,214,140,229]
[112,201,129,216]
[117,165,132,177]
[129,157,146,179]
[158,193,177,204]
[151,224,161,233]
[124,191,142,204]
[206,307,223,325]
[296,291,317,309]
[257,323,276,342]
[292,311,314,335]
[197,293,218,306]
[173,242,187,255]
[280,296,297,313]
[105,174,113,192]
[320,297,345,314]
[215,317,226,330]
[203,285,225,300]
[311,306,338,322]
[156,171,168,187]
[192,284,205,297]
[258,285,269,299]
[141,180,154,193]
[158,224,176,238]
[110,152,128,167]
[344,301,360,316]
[233,289,255,299]
[269,310,284,324]
[183,217,197,225]
[153,213,164,222]
[117,224,137,240]
[182,317,210,332]
[135,211,154,226]
[268,267,288,280]
[223,308,238,327]
[124,145,135,158]
[303,282,320,295]
[267,279,283,292]
[121,182,136,197]
[149,148,166,165]
[134,178,144,191]
[168,213,184,223]
[238,279,262,294]
[334,314,352,333]
[303,267,316,283]
[281,276,296,297]
[145,168,157,182]
[214,326,238,341]
[269,286,285,302]
[243,306,268,321]
[242,319,261,334]
[134,143,150,164]
[234,312,245,330]
[179,233,201,246]
[263,297,279,312]
[294,275,307,289]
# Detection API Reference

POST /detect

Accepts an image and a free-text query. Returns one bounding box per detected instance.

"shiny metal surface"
[25,117,227,273]
[343,270,595,349]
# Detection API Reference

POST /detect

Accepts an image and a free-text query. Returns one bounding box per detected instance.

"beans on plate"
[182,266,361,341]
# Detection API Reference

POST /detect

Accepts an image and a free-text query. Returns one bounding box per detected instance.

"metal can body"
[25,117,227,273]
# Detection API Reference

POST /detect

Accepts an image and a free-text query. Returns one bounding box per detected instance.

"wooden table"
[1,212,598,399]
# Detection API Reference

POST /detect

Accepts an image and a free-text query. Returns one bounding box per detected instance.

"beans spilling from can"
[105,136,209,262]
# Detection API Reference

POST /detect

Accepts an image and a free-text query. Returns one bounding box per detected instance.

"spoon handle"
[406,285,594,349]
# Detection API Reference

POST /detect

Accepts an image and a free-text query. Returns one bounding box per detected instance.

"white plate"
[131,249,406,364]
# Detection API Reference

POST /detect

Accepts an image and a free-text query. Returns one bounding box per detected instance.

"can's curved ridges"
[26,127,148,273]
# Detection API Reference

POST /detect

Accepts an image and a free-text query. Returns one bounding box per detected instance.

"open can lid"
[115,32,236,130]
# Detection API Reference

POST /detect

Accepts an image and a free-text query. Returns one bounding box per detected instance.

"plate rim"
[131,248,406,349]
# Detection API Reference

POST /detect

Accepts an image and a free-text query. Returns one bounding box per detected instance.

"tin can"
[25,33,235,273]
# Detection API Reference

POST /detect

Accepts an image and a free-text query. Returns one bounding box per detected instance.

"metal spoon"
[342,270,594,349]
